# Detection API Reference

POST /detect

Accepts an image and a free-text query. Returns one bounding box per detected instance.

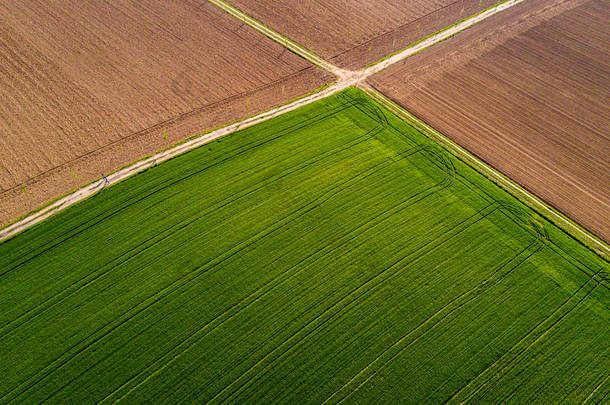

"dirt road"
[370,0,610,244]
[11,0,601,259]
[0,0,327,230]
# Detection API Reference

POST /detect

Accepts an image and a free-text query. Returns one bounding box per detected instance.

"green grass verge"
[0,88,607,404]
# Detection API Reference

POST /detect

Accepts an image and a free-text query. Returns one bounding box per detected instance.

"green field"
[0,88,608,404]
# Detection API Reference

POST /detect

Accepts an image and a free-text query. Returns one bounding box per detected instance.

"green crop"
[0,88,607,404]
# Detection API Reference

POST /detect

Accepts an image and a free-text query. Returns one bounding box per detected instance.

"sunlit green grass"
[0,88,607,404]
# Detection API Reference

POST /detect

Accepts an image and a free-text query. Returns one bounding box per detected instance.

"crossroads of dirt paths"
[5,0,607,260]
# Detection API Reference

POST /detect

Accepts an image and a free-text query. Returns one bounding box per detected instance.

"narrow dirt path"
[361,0,525,76]
[3,0,567,249]
[0,83,347,243]
[208,0,526,83]
[360,84,609,257]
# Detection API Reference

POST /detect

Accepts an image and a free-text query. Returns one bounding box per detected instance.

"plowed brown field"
[224,0,501,70]
[370,0,610,242]
[0,0,327,227]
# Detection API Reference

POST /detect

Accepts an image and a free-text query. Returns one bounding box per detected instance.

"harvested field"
[1,89,607,403]
[0,0,327,228]
[223,0,502,69]
[370,0,610,242]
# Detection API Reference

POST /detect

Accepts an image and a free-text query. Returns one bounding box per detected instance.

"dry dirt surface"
[0,0,327,227]
[370,0,610,242]
[224,0,502,70]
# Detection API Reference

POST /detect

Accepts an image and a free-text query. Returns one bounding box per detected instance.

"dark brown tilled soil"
[224,0,501,70]
[370,0,610,242]
[0,0,327,227]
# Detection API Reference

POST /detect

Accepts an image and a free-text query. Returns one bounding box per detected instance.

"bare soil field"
[224,0,501,70]
[0,0,327,227]
[370,0,610,242]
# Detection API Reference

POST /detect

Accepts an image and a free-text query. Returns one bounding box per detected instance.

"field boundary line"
[360,85,610,259]
[0,83,353,244]
[4,149,401,403]
[0,113,381,337]
[207,0,610,256]
[0,66,319,198]
[361,0,524,75]
[207,0,525,84]
[362,0,524,77]
[207,0,345,76]
[3,0,591,257]
[0,0,524,244]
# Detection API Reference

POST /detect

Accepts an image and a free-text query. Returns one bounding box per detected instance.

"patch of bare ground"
[223,0,502,70]
[370,0,610,242]
[0,0,327,227]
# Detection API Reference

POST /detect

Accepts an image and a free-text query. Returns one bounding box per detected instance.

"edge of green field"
[362,87,609,262]
[344,88,607,271]
[2,87,607,273]
[0,81,334,238]
[0,86,607,404]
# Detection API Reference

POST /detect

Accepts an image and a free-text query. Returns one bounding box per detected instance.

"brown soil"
[225,0,501,70]
[0,0,327,227]
[370,0,610,242]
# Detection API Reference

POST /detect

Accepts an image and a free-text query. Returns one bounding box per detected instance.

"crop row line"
[493,277,603,404]
[102,145,455,403]
[0,113,381,341]
[447,271,603,403]
[326,236,542,404]
[138,160,455,403]
[206,202,495,404]
[58,139,420,404]
[2,129,385,402]
[0,80,351,244]
[165,184,457,403]
[581,374,610,405]
[5,130,449,403]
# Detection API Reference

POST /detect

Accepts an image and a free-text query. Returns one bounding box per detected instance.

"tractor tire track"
[0,123,381,339]
[5,137,449,403]
[100,147,454,403]
[446,272,603,404]
[205,204,495,404]
[325,237,542,404]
